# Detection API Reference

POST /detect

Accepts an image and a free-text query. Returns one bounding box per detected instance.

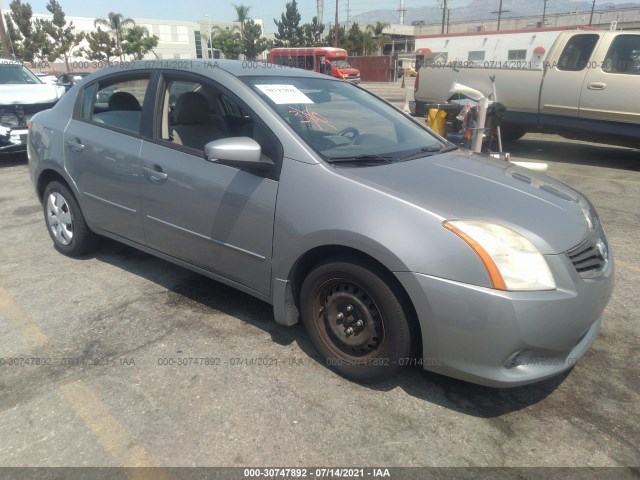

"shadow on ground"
[86,238,566,419]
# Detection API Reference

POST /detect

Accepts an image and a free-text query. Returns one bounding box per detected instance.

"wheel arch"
[36,168,73,203]
[286,244,422,355]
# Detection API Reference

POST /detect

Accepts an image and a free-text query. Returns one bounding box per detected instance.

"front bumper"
[396,252,614,387]
[0,126,28,153]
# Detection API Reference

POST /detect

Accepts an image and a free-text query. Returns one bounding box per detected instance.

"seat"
[172,91,227,151]
[108,91,141,111]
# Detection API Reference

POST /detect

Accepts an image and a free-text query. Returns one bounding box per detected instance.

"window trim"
[147,70,284,179]
[73,70,157,140]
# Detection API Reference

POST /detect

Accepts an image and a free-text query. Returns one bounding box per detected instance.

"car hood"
[337,151,595,254]
[0,84,65,104]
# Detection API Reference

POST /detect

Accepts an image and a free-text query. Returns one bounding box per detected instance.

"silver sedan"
[27,60,614,387]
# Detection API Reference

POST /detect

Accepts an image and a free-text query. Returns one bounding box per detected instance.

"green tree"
[122,25,158,60]
[94,12,135,61]
[347,23,363,56]
[4,0,36,61]
[210,28,242,59]
[302,16,324,47]
[325,25,347,50]
[40,0,84,72]
[366,22,390,54]
[232,3,251,41]
[82,27,117,62]
[242,19,269,60]
[273,0,302,47]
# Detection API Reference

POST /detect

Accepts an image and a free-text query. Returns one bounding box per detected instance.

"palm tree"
[366,21,390,37]
[94,12,135,61]
[366,22,391,55]
[232,4,252,41]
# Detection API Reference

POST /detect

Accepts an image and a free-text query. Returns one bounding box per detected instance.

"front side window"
[244,76,446,163]
[157,76,282,168]
[557,34,600,71]
[331,59,352,69]
[602,35,640,74]
[84,76,150,134]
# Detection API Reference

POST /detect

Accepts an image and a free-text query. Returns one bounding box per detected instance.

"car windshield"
[243,76,447,163]
[331,59,351,69]
[0,64,41,84]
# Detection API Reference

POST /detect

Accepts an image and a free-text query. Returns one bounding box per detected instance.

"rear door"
[579,33,640,140]
[63,73,153,244]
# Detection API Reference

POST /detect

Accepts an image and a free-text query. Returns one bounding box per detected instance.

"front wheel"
[43,181,98,256]
[300,259,414,383]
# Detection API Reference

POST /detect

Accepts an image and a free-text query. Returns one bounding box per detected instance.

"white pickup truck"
[411,30,640,148]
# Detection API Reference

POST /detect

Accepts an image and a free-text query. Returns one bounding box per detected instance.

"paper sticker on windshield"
[256,84,313,104]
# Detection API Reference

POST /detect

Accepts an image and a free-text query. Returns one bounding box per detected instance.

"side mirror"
[204,137,273,173]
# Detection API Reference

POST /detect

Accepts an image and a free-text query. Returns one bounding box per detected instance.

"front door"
[579,33,640,140]
[139,74,280,296]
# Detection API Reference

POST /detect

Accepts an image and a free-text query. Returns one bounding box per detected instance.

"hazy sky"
[9,0,638,33]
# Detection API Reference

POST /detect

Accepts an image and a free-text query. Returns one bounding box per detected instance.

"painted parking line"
[0,286,50,352]
[0,286,169,477]
[60,381,171,478]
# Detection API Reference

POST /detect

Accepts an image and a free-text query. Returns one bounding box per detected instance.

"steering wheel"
[337,127,360,140]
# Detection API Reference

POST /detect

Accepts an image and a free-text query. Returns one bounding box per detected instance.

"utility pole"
[491,0,510,31]
[441,0,447,34]
[542,0,548,27]
[334,0,339,47]
[589,0,596,26]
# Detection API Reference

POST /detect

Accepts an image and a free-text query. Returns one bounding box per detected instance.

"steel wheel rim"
[46,192,73,246]
[314,278,385,358]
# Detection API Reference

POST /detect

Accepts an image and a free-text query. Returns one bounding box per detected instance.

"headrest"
[174,91,209,125]
[108,91,141,111]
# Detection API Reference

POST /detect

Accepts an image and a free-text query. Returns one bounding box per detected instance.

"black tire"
[42,181,98,257]
[300,258,414,383]
[501,128,526,144]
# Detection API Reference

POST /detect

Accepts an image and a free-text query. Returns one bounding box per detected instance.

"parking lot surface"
[0,82,639,470]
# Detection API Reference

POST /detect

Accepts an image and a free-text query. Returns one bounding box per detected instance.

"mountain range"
[350,0,640,26]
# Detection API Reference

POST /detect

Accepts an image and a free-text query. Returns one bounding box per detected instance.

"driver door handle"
[65,138,85,152]
[142,165,168,183]
[587,82,607,90]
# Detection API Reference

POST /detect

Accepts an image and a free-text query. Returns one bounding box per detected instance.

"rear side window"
[557,34,600,71]
[602,35,640,74]
[82,76,150,134]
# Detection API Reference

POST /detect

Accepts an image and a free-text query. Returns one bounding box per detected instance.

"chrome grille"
[567,230,609,278]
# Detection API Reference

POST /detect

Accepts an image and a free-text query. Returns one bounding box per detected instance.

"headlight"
[443,221,556,291]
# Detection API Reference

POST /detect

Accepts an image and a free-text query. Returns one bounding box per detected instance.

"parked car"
[412,30,640,147]
[56,71,91,91]
[28,60,614,387]
[34,72,58,85]
[0,59,66,153]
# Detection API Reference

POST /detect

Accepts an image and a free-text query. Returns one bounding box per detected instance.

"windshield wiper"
[397,144,457,162]
[326,153,393,164]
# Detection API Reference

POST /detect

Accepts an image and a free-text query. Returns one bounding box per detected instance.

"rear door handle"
[65,137,85,152]
[587,82,607,90]
[142,165,168,183]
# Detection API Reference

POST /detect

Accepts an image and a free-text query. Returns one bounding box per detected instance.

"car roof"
[95,59,335,83]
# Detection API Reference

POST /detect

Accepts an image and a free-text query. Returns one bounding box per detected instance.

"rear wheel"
[501,128,526,144]
[300,258,413,383]
[43,181,98,256]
